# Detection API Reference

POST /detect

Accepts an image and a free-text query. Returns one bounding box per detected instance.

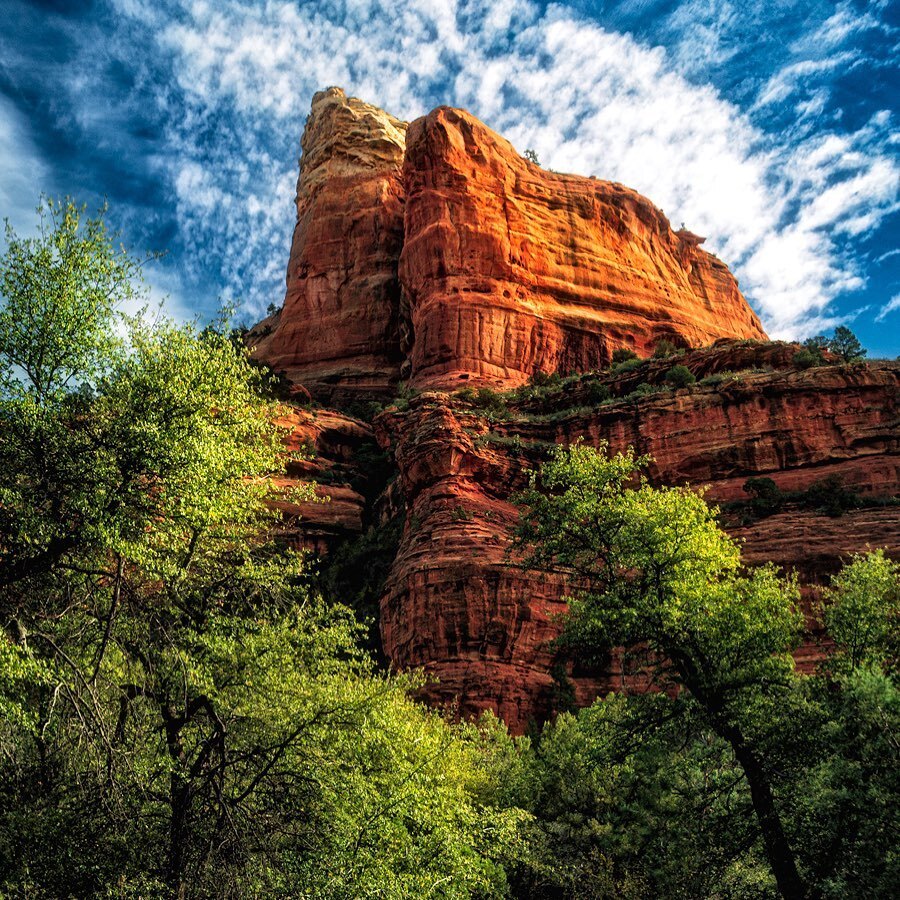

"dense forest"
[1,202,897,898]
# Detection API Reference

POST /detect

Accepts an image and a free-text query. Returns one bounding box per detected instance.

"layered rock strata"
[375,357,899,732]
[250,89,766,396]
[248,88,407,401]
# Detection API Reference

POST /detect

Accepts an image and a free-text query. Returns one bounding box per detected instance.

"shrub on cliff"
[664,364,696,388]
[652,338,680,358]
[611,347,638,365]
[794,347,823,369]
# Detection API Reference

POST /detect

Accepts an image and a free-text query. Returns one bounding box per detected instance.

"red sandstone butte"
[251,90,766,397]
[251,89,898,734]
[248,88,407,401]
[401,106,766,389]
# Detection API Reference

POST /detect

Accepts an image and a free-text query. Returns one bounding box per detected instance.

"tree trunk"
[166,774,190,897]
[721,723,811,899]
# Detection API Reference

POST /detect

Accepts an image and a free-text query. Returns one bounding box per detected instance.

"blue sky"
[2,0,898,356]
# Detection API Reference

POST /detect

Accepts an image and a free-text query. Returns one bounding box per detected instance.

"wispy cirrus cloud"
[130,0,898,338]
[3,0,897,350]
[875,293,900,323]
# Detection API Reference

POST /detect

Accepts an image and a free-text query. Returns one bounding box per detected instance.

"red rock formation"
[270,407,375,555]
[375,357,899,732]
[401,107,766,390]
[251,91,766,398]
[248,88,407,401]
[250,89,897,735]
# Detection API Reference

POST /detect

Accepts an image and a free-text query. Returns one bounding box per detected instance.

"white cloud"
[874,294,900,322]
[108,0,900,339]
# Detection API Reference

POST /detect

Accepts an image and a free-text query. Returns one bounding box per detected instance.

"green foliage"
[523,148,540,166]
[0,198,147,401]
[822,550,900,671]
[528,370,561,388]
[828,326,866,363]
[652,338,679,358]
[793,347,822,369]
[585,380,612,404]
[625,381,656,399]
[612,357,644,376]
[740,474,870,519]
[743,476,783,515]
[663,364,696,388]
[508,695,773,899]
[796,327,867,368]
[699,369,735,386]
[514,443,809,896]
[0,200,524,898]
[317,517,403,657]
[610,347,638,365]
[0,202,290,589]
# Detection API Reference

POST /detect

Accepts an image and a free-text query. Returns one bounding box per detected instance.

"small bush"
[699,370,734,387]
[743,477,783,515]
[653,339,679,358]
[627,382,656,400]
[529,370,562,388]
[611,347,638,365]
[793,348,822,369]
[804,475,863,517]
[586,381,612,404]
[664,365,696,388]
[613,357,644,376]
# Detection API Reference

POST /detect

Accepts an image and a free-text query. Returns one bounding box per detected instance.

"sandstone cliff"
[248,88,407,401]
[251,89,898,734]
[402,106,765,389]
[250,88,765,398]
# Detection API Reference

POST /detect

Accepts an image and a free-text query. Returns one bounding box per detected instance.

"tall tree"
[514,442,811,898]
[0,199,524,898]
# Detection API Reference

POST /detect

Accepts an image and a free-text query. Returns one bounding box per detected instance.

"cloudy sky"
[2,0,898,355]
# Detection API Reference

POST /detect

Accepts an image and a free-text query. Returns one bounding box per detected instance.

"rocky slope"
[250,89,899,733]
[373,352,898,730]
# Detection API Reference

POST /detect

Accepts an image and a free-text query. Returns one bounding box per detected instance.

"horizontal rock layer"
[375,356,899,732]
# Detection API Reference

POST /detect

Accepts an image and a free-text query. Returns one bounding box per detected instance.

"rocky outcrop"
[401,107,765,390]
[375,357,899,732]
[250,90,766,397]
[251,89,897,735]
[248,88,407,401]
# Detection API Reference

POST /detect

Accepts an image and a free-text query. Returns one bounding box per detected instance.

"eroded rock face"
[401,107,766,390]
[252,89,897,735]
[248,88,407,401]
[375,357,899,732]
[251,91,766,397]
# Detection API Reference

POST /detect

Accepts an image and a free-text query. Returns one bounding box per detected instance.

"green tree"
[820,549,899,672]
[826,326,866,363]
[506,695,774,899]
[514,442,810,897]
[0,199,524,898]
